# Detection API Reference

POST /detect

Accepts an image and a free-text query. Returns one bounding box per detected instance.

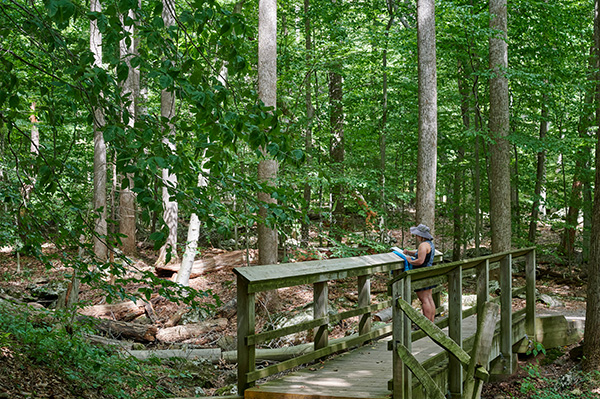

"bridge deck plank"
[244,315,478,399]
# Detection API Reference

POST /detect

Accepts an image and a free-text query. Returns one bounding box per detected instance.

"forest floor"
[0,227,597,398]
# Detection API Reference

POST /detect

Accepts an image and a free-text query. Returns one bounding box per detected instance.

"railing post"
[237,276,255,395]
[500,253,513,374]
[314,281,329,350]
[358,275,371,336]
[476,259,490,323]
[525,249,536,348]
[391,272,405,399]
[448,265,463,398]
[402,275,412,398]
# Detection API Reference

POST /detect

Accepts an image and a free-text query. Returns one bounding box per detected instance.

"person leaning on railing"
[403,224,436,322]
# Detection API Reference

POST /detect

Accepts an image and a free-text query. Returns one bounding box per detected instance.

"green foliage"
[0,302,200,398]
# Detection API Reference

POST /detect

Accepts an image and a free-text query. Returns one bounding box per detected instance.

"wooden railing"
[234,247,535,398]
[234,250,442,394]
[389,247,536,399]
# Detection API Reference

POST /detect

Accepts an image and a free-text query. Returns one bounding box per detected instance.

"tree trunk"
[301,0,313,245]
[329,68,344,240]
[91,0,108,261]
[584,0,600,370]
[155,0,179,266]
[119,6,139,257]
[488,0,511,253]
[379,0,396,240]
[176,172,208,286]
[257,0,280,310]
[528,104,548,243]
[416,0,438,232]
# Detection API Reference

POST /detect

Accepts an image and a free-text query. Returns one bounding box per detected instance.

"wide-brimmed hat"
[410,224,433,240]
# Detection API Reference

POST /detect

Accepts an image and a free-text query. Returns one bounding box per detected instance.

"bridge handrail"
[388,247,535,286]
[235,247,535,397]
[390,247,536,398]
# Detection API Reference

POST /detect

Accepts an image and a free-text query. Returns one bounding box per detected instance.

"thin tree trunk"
[379,0,396,240]
[528,104,548,243]
[416,0,438,231]
[155,0,179,266]
[119,5,140,257]
[488,0,511,253]
[301,0,313,245]
[91,0,108,261]
[513,142,520,236]
[329,69,344,241]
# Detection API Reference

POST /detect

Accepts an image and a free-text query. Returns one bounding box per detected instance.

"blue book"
[391,246,412,270]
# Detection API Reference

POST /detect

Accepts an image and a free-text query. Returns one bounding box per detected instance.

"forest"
[1,0,600,397]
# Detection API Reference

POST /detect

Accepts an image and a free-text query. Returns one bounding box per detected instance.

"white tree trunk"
[91,0,108,261]
[257,0,279,267]
[156,0,179,266]
[416,0,438,232]
[488,0,511,253]
[119,7,139,256]
[176,213,200,286]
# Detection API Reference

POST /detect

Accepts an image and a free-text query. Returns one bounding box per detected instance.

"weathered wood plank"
[246,325,393,382]
[314,281,328,350]
[396,344,446,399]
[358,275,371,336]
[464,302,500,399]
[234,253,404,293]
[448,263,463,397]
[500,254,513,374]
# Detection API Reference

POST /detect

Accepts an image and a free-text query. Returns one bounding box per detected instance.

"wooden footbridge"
[234,247,537,399]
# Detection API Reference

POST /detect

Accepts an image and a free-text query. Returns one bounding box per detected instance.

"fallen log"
[155,249,257,278]
[82,318,158,342]
[156,318,228,343]
[78,300,147,322]
[128,348,222,362]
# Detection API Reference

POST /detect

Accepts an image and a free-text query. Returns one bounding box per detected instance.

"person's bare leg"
[417,289,436,322]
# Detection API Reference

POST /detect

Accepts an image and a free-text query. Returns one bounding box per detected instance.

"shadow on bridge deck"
[244,315,479,399]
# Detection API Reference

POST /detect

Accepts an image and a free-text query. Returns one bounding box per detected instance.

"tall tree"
[584,0,600,370]
[528,102,548,243]
[488,0,511,253]
[156,0,179,266]
[257,0,279,267]
[329,67,344,240]
[119,3,139,256]
[91,0,108,261]
[301,0,314,245]
[416,0,438,231]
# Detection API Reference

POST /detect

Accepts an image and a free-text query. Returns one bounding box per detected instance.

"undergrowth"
[0,301,203,399]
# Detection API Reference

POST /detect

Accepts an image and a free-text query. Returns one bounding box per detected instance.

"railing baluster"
[237,276,255,394]
[314,281,329,350]
[448,265,463,398]
[403,275,412,398]
[525,250,536,342]
[391,270,405,399]
[500,253,513,374]
[476,259,490,323]
[358,274,371,336]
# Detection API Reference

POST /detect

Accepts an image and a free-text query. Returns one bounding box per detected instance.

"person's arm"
[406,242,429,266]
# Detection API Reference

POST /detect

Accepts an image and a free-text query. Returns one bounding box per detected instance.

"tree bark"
[155,0,179,266]
[156,318,228,343]
[301,0,313,245]
[91,0,108,261]
[257,0,279,267]
[416,0,438,231]
[329,68,344,240]
[584,0,600,370]
[528,103,548,243]
[488,0,511,253]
